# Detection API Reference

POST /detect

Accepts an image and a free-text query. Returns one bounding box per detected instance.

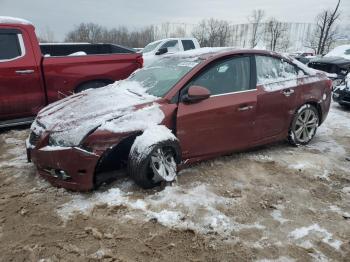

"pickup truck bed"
[40,43,136,56]
[0,17,143,127]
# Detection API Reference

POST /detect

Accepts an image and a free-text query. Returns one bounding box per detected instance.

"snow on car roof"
[164,47,235,60]
[325,45,350,60]
[0,16,32,25]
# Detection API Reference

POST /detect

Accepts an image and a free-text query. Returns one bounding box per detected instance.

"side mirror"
[183,86,211,103]
[155,47,168,55]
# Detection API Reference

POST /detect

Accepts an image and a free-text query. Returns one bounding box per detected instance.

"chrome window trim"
[0,33,26,63]
[210,88,257,98]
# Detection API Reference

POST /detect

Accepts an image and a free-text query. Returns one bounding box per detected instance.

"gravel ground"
[0,104,349,262]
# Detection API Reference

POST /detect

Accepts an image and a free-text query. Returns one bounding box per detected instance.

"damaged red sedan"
[26,48,332,191]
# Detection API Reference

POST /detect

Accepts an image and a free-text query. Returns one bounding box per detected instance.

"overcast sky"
[1,0,349,40]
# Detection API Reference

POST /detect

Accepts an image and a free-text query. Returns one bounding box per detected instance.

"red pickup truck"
[0,17,143,128]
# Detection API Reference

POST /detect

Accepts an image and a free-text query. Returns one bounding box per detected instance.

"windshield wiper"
[127,89,143,97]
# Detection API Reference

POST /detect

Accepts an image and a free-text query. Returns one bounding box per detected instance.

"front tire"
[288,104,319,146]
[128,140,181,189]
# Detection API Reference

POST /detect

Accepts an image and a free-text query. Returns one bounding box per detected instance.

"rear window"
[0,32,22,60]
[160,40,179,49]
[182,40,195,51]
[256,55,298,85]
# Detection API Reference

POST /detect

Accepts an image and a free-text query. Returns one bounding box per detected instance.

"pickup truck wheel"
[75,81,110,93]
[288,104,319,146]
[128,140,180,189]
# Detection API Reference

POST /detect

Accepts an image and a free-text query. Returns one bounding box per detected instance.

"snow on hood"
[31,80,161,147]
[325,45,350,60]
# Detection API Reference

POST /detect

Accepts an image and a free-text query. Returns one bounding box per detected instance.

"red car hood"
[31,80,161,146]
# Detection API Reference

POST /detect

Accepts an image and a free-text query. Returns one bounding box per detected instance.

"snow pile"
[0,16,32,25]
[58,183,241,235]
[271,210,289,224]
[39,146,72,151]
[68,51,87,56]
[325,45,350,60]
[31,80,160,146]
[288,162,316,171]
[328,205,350,219]
[289,224,343,250]
[131,125,177,156]
[306,103,348,156]
[247,153,274,162]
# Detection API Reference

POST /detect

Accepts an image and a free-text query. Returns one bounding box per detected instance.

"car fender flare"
[129,125,182,164]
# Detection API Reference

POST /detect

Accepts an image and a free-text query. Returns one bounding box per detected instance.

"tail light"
[136,56,143,68]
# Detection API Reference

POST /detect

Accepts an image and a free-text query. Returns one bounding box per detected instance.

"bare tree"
[170,25,186,38]
[192,18,231,47]
[65,23,155,47]
[65,23,103,43]
[310,0,341,54]
[192,20,207,46]
[38,27,55,43]
[248,9,265,48]
[264,18,288,51]
[159,22,171,38]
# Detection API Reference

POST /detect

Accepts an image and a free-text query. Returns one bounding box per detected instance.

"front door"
[0,28,45,121]
[176,56,257,160]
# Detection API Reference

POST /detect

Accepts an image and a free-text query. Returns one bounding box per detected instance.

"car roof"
[163,47,282,61]
[0,16,33,25]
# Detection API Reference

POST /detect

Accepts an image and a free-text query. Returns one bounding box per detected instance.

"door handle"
[282,89,295,97]
[238,105,253,112]
[16,70,34,75]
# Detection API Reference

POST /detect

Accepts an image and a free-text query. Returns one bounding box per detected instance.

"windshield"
[128,57,202,97]
[142,41,162,54]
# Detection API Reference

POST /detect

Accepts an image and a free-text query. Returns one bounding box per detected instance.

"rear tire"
[128,140,181,189]
[288,104,319,146]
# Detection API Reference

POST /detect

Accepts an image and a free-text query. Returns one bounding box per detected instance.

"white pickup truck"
[142,37,200,66]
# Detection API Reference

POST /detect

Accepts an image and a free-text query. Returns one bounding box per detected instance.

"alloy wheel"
[150,147,177,182]
[294,109,318,143]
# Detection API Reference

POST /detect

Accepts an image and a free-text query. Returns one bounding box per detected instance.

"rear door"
[176,55,257,159]
[181,40,196,51]
[0,28,45,120]
[254,55,300,143]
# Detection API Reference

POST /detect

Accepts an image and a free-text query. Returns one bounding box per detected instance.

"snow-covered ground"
[0,103,349,261]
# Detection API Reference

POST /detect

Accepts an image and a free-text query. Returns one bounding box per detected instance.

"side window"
[182,40,195,51]
[256,55,298,85]
[189,56,251,96]
[0,31,23,61]
[160,40,179,51]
